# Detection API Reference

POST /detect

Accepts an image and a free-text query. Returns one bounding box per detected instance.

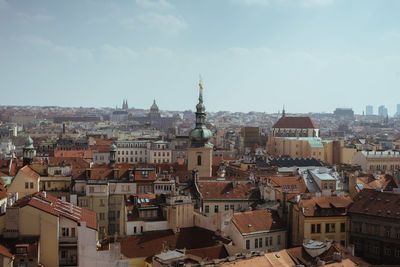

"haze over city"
[1,0,400,114]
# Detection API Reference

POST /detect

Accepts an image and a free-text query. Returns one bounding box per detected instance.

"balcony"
[59,236,78,245]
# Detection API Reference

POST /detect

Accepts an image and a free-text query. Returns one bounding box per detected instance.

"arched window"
[197,155,202,166]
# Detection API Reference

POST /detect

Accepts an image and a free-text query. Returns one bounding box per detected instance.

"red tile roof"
[198,181,260,200]
[232,209,285,235]
[48,157,90,169]
[272,117,319,129]
[348,189,400,219]
[13,192,97,230]
[19,165,40,180]
[0,244,13,258]
[0,184,7,199]
[299,196,352,217]
[116,227,230,258]
[54,150,92,159]
[355,174,397,192]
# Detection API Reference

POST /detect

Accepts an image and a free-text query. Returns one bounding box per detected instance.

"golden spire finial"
[199,74,203,90]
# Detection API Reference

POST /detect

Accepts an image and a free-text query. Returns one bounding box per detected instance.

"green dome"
[110,143,117,152]
[24,136,34,149]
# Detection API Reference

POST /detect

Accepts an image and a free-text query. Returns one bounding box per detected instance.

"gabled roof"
[299,196,352,217]
[232,209,285,235]
[198,181,260,200]
[348,189,400,219]
[13,192,97,230]
[18,165,40,180]
[272,117,319,129]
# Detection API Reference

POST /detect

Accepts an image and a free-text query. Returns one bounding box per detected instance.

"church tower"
[187,80,213,178]
[23,136,36,166]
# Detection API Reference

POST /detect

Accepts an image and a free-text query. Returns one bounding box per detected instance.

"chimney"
[42,191,46,198]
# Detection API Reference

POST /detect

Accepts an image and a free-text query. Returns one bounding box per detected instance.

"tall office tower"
[366,105,373,115]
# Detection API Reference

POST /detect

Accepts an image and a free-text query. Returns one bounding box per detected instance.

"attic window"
[386,199,390,203]
[226,192,230,194]
[364,208,369,211]
[377,198,381,201]
[248,224,252,227]
[387,210,391,214]
[369,197,374,200]
[378,209,382,213]
[206,192,209,195]
[272,221,276,224]
[396,212,400,216]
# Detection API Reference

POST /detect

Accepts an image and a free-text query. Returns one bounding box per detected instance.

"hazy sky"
[1,0,400,114]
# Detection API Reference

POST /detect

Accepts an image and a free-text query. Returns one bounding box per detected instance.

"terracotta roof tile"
[300,196,352,217]
[198,181,260,200]
[232,209,285,234]
[117,227,230,258]
[0,244,13,258]
[273,117,319,129]
[348,189,400,219]
[19,165,40,180]
[13,192,97,230]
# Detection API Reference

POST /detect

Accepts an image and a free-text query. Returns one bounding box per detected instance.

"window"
[197,155,202,166]
[340,223,345,233]
[265,237,268,247]
[254,239,258,248]
[47,181,51,187]
[214,205,219,213]
[230,204,234,210]
[100,199,105,207]
[246,240,250,249]
[311,224,316,234]
[385,227,391,238]
[326,223,335,233]
[269,236,273,246]
[373,246,379,255]
[225,205,229,211]
[62,227,69,237]
[25,182,29,189]
[142,171,149,178]
[80,199,88,207]
[134,226,137,234]
[30,182,34,189]
[99,213,105,220]
[395,249,400,257]
[384,247,391,256]
[278,235,281,245]
[259,238,262,248]
[71,228,75,237]
[317,224,321,233]
[205,205,209,213]
[89,187,94,193]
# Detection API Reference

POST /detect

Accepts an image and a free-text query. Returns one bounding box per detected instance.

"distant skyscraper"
[378,105,388,117]
[366,105,373,115]
[395,104,400,117]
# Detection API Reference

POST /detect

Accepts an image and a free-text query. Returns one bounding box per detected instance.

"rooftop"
[273,116,319,129]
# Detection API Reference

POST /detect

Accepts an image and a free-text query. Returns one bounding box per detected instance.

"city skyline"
[1,0,400,113]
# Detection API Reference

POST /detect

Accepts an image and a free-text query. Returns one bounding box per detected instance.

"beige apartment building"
[352,150,400,172]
